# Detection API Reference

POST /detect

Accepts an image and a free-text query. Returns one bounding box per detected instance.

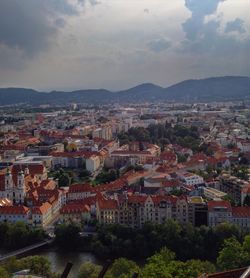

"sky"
[0,0,249,91]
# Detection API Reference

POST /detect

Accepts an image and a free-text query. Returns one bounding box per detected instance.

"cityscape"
[0,0,250,278]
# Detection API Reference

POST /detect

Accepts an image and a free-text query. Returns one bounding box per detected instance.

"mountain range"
[0,76,250,106]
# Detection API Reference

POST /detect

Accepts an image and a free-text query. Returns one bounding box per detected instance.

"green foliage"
[243,234,250,253]
[217,237,250,270]
[141,248,215,278]
[3,256,55,278]
[89,221,242,262]
[117,123,201,152]
[55,223,81,250]
[19,256,52,277]
[79,169,91,178]
[244,195,250,206]
[94,169,118,185]
[231,165,249,180]
[147,247,176,265]
[78,261,102,278]
[177,153,188,163]
[58,172,71,187]
[50,168,75,187]
[165,260,215,278]
[0,267,10,278]
[0,222,45,249]
[105,258,140,278]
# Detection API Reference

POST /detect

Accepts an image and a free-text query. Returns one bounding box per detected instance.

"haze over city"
[0,0,250,91]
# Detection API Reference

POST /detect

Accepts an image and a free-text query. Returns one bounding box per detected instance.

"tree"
[177,153,187,163]
[141,262,172,278]
[147,247,176,265]
[78,262,102,278]
[106,258,140,278]
[58,173,71,187]
[243,195,250,206]
[55,224,81,250]
[79,170,91,178]
[19,256,52,277]
[243,234,250,254]
[217,237,250,270]
[140,248,175,278]
[0,267,9,278]
[166,260,215,278]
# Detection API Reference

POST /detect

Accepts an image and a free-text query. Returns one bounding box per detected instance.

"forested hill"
[0,76,250,105]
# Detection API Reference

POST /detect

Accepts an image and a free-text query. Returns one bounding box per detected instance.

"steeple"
[5,167,13,190]
[17,170,25,189]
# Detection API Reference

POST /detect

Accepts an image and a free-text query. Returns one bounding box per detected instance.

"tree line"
[117,123,201,152]
[54,220,246,263]
[0,222,45,250]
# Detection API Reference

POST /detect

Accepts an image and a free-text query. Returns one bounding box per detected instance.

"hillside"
[0,76,250,105]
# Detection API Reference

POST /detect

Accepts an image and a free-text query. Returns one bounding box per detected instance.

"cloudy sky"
[0,0,249,91]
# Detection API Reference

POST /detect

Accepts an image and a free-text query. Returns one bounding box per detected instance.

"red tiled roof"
[232,207,250,218]
[68,183,94,193]
[0,205,29,215]
[111,150,152,155]
[60,203,90,214]
[202,267,248,278]
[12,164,45,176]
[32,202,51,215]
[50,151,98,158]
[97,199,118,210]
[207,201,232,212]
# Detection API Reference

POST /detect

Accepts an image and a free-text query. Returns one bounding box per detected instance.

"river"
[0,248,99,278]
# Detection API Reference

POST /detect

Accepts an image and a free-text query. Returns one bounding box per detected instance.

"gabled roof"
[60,203,90,214]
[97,199,118,210]
[0,205,29,215]
[207,200,232,212]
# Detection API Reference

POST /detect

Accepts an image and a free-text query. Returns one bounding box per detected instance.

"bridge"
[0,239,53,262]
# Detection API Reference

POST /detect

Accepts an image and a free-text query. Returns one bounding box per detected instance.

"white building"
[0,169,26,204]
[207,201,232,227]
[178,172,204,186]
[86,155,101,173]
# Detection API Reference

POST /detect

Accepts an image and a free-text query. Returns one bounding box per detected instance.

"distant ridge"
[0,76,250,105]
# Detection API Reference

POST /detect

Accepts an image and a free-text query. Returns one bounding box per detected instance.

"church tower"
[16,170,26,204]
[5,167,13,191]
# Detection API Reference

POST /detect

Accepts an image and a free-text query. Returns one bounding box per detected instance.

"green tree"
[55,224,81,250]
[166,260,215,278]
[217,237,250,270]
[243,234,250,254]
[58,173,71,187]
[0,267,9,278]
[141,248,176,278]
[243,195,250,206]
[105,258,140,278]
[78,262,102,278]
[141,262,172,278]
[19,256,52,277]
[147,247,176,265]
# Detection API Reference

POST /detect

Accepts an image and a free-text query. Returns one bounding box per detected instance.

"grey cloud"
[147,38,171,53]
[225,18,246,34]
[78,0,101,6]
[180,0,250,70]
[54,18,67,28]
[0,0,80,58]
[185,0,225,17]
[182,0,225,40]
